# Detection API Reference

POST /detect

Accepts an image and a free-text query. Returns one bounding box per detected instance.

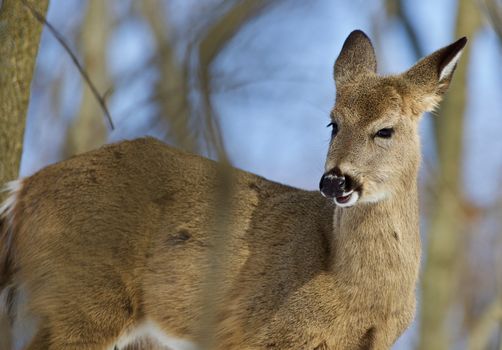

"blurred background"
[16,0,502,348]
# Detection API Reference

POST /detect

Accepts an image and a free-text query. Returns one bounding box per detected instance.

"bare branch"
[21,0,115,130]
[64,0,111,157]
[197,0,276,161]
[387,0,424,58]
[480,0,502,42]
[139,0,197,153]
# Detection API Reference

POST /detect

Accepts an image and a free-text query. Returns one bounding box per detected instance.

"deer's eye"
[327,122,339,137]
[375,128,394,139]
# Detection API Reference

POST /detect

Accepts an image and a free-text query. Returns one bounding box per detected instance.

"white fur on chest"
[114,321,196,350]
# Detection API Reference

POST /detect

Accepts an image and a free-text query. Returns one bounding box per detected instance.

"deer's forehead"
[333,80,403,124]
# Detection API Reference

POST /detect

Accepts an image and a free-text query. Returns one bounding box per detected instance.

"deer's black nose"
[319,167,357,199]
[319,172,346,198]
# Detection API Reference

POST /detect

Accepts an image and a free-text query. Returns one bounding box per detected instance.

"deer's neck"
[330,177,420,291]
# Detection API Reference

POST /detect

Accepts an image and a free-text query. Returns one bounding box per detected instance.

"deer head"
[319,30,467,207]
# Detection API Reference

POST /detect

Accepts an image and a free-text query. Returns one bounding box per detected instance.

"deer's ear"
[403,37,467,112]
[334,30,377,86]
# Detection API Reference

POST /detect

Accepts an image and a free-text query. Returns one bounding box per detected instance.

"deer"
[0,30,466,350]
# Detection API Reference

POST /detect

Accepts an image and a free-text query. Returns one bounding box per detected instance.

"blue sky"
[23,0,502,202]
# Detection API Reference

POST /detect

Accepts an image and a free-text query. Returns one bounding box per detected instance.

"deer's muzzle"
[319,168,358,206]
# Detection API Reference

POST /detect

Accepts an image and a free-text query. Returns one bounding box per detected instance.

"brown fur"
[0,30,466,349]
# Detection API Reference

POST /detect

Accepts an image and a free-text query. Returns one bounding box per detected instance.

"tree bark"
[418,1,481,349]
[0,0,49,347]
[0,0,49,190]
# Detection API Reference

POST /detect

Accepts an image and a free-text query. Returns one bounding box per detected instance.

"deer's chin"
[359,189,390,204]
[334,190,359,208]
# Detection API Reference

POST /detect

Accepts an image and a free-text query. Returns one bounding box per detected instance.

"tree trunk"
[0,0,49,190]
[418,1,480,349]
[0,0,49,347]
[64,0,109,157]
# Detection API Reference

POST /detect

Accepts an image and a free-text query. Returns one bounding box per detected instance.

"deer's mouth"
[334,190,359,207]
[319,170,361,207]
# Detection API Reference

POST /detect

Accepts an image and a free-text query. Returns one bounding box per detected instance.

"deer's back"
[9,137,333,343]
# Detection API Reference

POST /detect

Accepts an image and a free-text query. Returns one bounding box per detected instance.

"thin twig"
[21,0,115,130]
[394,0,424,58]
[480,0,502,42]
